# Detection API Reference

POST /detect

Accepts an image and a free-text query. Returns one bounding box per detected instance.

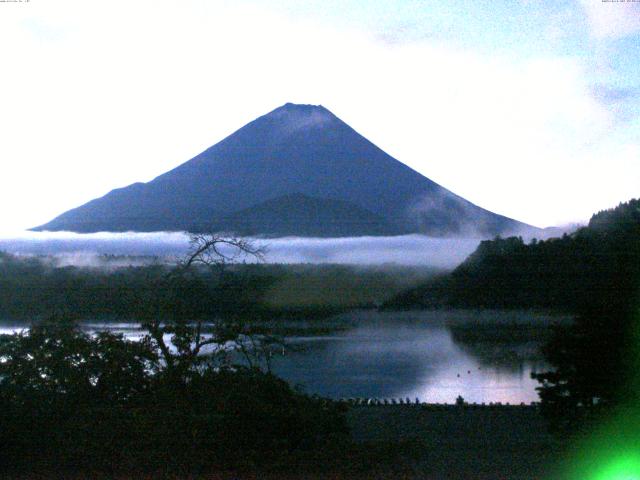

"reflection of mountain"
[448,324,549,370]
[270,327,453,399]
[34,103,534,237]
[451,338,544,373]
[266,313,543,403]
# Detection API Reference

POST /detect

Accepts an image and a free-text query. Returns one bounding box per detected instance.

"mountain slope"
[208,193,397,237]
[35,103,533,237]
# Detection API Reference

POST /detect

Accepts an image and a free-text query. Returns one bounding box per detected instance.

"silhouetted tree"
[530,199,640,432]
[0,316,157,471]
[0,299,347,473]
[0,316,156,404]
[136,233,282,382]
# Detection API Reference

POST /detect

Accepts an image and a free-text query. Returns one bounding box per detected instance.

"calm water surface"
[0,310,557,404]
[271,316,547,404]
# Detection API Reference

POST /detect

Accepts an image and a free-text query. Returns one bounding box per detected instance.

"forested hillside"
[385,198,640,311]
[0,255,435,322]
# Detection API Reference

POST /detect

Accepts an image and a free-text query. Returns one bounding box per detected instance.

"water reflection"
[271,319,545,404]
[0,311,553,404]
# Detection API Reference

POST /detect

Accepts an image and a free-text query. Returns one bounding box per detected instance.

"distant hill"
[209,193,397,237]
[383,198,640,310]
[34,103,534,237]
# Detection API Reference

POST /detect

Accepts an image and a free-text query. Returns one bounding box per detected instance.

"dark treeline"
[0,256,434,322]
[385,199,640,312]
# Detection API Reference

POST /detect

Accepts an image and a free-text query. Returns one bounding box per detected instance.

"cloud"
[0,0,638,232]
[0,232,481,268]
[261,235,481,268]
[591,84,640,121]
[592,85,640,103]
[580,0,640,39]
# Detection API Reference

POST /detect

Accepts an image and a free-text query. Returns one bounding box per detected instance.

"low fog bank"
[500,223,582,241]
[263,235,479,267]
[0,231,188,257]
[0,232,482,268]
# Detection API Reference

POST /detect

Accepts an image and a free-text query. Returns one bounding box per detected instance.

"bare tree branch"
[142,318,175,370]
[181,233,266,270]
[139,232,270,380]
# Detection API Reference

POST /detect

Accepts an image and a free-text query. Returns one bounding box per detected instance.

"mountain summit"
[34,103,533,237]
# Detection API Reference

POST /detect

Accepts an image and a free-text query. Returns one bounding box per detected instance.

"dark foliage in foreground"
[531,304,639,434]
[0,320,349,475]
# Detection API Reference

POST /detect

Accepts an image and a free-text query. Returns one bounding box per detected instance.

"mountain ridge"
[34,103,535,237]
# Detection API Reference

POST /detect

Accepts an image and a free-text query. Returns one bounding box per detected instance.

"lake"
[0,310,567,404]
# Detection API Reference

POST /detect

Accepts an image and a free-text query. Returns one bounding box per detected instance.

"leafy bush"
[0,319,349,475]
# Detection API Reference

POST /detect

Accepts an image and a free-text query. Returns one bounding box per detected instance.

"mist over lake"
[0,231,481,268]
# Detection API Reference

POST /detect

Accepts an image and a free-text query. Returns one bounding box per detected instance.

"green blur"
[558,305,640,480]
[594,456,640,480]
[556,406,640,480]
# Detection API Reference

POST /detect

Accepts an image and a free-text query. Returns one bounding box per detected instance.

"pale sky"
[1,0,639,232]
